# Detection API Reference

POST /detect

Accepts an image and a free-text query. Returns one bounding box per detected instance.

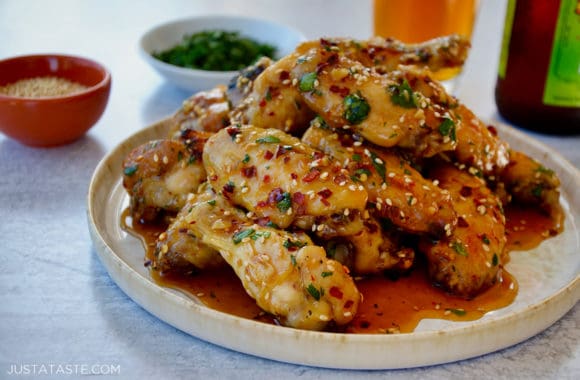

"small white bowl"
[140,15,307,92]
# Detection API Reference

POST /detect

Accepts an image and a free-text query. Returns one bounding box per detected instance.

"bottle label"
[543,0,580,107]
[498,0,517,79]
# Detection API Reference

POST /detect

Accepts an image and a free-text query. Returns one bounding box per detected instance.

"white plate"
[87,118,579,369]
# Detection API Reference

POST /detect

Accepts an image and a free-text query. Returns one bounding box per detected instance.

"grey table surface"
[1,1,578,379]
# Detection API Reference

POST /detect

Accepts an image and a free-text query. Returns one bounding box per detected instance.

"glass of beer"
[374,0,478,83]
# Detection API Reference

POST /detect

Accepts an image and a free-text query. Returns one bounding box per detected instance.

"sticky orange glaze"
[121,202,562,333]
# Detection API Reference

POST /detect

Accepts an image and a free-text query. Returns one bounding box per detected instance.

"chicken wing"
[153,184,224,273]
[122,134,209,223]
[344,216,414,275]
[418,165,506,298]
[230,52,315,135]
[289,46,459,157]
[496,150,562,221]
[169,85,231,138]
[203,125,368,230]
[301,122,456,236]
[181,190,360,330]
[298,35,470,74]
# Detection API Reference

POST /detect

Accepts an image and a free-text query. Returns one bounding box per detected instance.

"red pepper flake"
[329,85,350,97]
[275,145,289,158]
[279,70,290,81]
[344,300,354,308]
[487,125,498,136]
[259,99,267,107]
[292,192,306,216]
[222,182,235,199]
[263,174,271,183]
[460,186,472,197]
[209,174,218,182]
[241,165,257,178]
[320,198,330,206]
[329,286,343,299]
[226,126,239,137]
[264,150,274,160]
[290,173,298,180]
[268,111,275,116]
[283,156,291,164]
[457,216,469,228]
[303,169,320,183]
[317,188,333,199]
[333,173,348,185]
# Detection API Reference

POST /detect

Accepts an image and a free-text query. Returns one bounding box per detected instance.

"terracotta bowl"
[0,54,111,147]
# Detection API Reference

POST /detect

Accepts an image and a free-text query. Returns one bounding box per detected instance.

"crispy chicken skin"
[346,216,415,274]
[302,122,456,236]
[181,190,360,330]
[290,45,459,157]
[203,124,368,229]
[153,185,224,273]
[497,150,562,220]
[419,165,507,298]
[122,135,209,223]
[230,52,315,135]
[169,85,231,138]
[298,34,470,74]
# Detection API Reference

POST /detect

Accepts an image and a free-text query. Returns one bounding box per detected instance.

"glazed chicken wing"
[153,185,224,273]
[169,85,231,138]
[302,122,456,236]
[122,134,209,223]
[496,150,562,222]
[289,45,460,157]
[230,52,315,135]
[418,165,506,297]
[336,216,415,275]
[299,34,470,74]
[181,190,360,330]
[203,125,368,230]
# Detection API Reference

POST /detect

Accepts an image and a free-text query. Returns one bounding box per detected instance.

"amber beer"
[374,0,477,80]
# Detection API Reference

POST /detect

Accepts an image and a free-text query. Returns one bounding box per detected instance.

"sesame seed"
[348,185,357,191]
[320,171,329,179]
[374,157,384,165]
[344,208,350,216]
[353,141,362,147]
[161,244,169,254]
[241,187,249,194]
[385,198,393,206]
[286,208,293,215]
[343,311,352,318]
[319,315,330,321]
[153,154,159,162]
[317,224,325,232]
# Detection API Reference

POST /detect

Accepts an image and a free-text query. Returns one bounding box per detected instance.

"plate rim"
[87,117,580,369]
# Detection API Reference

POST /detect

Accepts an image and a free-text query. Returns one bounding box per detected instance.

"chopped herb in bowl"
[153,30,276,71]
